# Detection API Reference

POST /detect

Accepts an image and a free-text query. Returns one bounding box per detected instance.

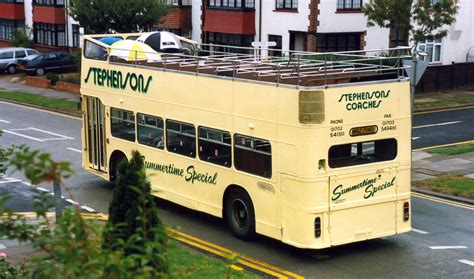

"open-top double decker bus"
[81,33,412,249]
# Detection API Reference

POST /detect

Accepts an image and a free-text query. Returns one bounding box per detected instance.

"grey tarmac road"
[1,102,473,278]
[413,107,474,150]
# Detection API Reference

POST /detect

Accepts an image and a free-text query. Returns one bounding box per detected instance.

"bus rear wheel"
[225,189,255,240]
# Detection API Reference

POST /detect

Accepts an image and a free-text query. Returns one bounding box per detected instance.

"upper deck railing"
[83,34,412,88]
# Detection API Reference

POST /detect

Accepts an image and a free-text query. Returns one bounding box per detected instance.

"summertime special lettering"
[144,161,218,185]
[332,176,396,201]
[84,67,153,94]
[338,90,390,111]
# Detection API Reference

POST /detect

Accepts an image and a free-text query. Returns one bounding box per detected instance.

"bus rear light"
[315,217,321,238]
[403,202,410,222]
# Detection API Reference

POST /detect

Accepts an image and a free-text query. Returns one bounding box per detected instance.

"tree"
[0,147,170,278]
[363,0,458,48]
[103,150,168,275]
[68,0,170,34]
[11,27,33,48]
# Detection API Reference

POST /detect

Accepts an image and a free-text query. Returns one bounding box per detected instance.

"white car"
[0,47,40,74]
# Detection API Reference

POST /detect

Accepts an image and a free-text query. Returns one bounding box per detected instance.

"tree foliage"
[11,27,33,48]
[103,150,168,274]
[363,0,458,47]
[0,147,169,278]
[68,0,170,34]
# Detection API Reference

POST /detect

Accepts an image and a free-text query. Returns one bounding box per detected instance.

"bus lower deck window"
[234,134,272,178]
[328,139,397,168]
[110,108,135,142]
[166,120,196,158]
[198,127,232,167]
[137,113,164,149]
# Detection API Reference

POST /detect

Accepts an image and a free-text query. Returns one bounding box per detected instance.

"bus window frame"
[198,126,232,168]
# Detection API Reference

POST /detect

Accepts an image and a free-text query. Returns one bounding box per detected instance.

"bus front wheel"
[225,189,256,240]
[109,152,127,182]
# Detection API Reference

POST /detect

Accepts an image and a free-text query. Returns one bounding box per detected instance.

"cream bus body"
[81,35,411,249]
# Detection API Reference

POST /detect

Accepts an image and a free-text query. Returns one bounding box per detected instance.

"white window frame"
[418,39,442,63]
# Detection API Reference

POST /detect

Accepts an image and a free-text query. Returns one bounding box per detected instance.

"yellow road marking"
[0,100,81,121]
[413,140,474,151]
[168,228,305,279]
[412,192,474,211]
[231,265,244,271]
[4,212,303,279]
[414,105,474,116]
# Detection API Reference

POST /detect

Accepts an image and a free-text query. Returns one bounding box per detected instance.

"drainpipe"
[65,0,69,52]
[258,0,262,42]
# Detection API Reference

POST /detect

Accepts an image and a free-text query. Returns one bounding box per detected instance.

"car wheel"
[225,189,256,240]
[7,65,16,74]
[36,68,45,76]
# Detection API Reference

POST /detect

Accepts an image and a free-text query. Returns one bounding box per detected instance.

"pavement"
[0,74,80,102]
[412,150,474,205]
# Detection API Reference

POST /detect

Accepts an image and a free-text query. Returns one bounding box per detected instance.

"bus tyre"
[110,155,127,182]
[225,189,256,240]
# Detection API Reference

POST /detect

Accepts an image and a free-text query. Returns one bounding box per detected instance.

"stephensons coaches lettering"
[338,90,390,111]
[84,67,153,93]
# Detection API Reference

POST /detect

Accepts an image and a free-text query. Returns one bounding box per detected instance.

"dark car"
[17,52,78,76]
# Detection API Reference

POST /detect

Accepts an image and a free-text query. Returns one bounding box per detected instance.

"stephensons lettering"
[84,67,153,94]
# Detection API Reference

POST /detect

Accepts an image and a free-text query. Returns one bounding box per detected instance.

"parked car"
[17,52,78,76]
[0,47,40,74]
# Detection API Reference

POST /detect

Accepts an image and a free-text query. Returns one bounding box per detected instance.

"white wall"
[439,0,474,64]
[260,0,310,51]
[24,0,33,32]
[191,0,202,43]
[317,0,389,50]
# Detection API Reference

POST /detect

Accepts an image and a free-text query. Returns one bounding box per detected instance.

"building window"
[33,0,64,6]
[208,0,254,9]
[328,139,397,168]
[336,0,362,10]
[137,113,165,150]
[0,19,24,41]
[206,32,253,47]
[34,23,65,46]
[234,134,272,178]
[276,0,297,9]
[72,24,80,48]
[316,33,361,52]
[110,108,136,142]
[418,39,442,63]
[166,120,196,158]
[198,127,232,167]
[268,34,282,56]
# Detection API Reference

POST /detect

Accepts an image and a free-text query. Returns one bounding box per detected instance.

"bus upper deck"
[84,33,412,88]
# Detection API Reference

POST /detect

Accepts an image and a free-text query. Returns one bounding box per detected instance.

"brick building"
[0,0,80,52]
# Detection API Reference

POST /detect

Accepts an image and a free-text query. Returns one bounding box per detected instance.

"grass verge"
[413,173,474,199]
[427,143,474,156]
[168,242,254,279]
[0,91,79,113]
[414,95,474,110]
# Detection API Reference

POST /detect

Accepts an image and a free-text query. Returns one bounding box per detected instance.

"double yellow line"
[11,212,304,279]
[412,192,474,211]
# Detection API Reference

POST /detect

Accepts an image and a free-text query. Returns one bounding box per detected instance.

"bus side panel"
[280,176,330,249]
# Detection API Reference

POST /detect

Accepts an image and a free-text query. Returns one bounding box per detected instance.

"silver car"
[0,47,40,74]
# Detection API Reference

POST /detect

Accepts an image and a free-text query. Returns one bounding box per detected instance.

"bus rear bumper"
[281,198,411,249]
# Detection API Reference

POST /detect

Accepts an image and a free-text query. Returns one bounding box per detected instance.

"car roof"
[0,47,27,52]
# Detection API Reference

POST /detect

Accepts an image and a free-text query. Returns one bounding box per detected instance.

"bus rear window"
[328,139,397,168]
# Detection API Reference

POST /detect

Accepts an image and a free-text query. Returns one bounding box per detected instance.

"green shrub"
[45,72,59,85]
[60,74,81,85]
[11,27,33,49]
[103,151,168,275]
